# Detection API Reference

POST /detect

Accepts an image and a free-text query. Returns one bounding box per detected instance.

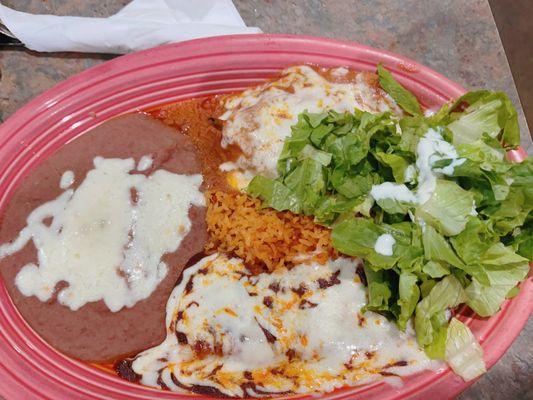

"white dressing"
[374,234,396,256]
[0,156,204,312]
[415,127,465,203]
[404,164,417,183]
[370,182,417,203]
[370,127,465,206]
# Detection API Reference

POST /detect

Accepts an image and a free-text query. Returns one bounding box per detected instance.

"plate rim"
[0,33,531,400]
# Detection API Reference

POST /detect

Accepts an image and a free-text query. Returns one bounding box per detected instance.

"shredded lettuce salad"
[247,64,531,380]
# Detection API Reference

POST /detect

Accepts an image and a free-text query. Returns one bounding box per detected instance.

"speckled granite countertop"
[0,1,531,399]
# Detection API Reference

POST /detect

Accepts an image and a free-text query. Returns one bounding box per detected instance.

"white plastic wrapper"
[0,0,261,53]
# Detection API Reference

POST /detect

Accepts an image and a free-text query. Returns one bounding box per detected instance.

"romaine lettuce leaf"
[465,244,529,316]
[480,242,529,266]
[448,97,501,144]
[377,64,422,116]
[374,151,412,183]
[422,261,450,278]
[465,273,522,317]
[277,113,315,176]
[332,218,423,270]
[422,225,465,268]
[331,217,400,268]
[483,186,532,236]
[423,311,449,359]
[363,264,395,314]
[283,158,326,215]
[500,93,521,148]
[314,194,366,225]
[397,272,420,330]
[397,116,428,153]
[375,197,413,215]
[447,91,520,148]
[416,180,474,236]
[511,157,533,187]
[420,278,437,298]
[247,175,300,212]
[415,275,466,358]
[510,221,533,260]
[457,138,505,165]
[506,286,520,299]
[445,318,486,380]
[298,144,332,166]
[449,218,492,265]
[330,170,376,199]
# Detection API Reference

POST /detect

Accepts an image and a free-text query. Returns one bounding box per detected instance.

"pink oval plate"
[0,34,531,400]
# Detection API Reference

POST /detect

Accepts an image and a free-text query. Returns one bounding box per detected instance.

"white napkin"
[0,0,261,53]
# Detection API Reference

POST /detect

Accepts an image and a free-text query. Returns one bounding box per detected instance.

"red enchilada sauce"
[149,94,240,191]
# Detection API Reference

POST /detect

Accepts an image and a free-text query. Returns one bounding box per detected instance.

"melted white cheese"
[374,234,396,256]
[137,155,153,171]
[218,161,238,172]
[331,66,349,77]
[0,156,204,312]
[220,65,402,178]
[131,254,436,397]
[59,170,74,189]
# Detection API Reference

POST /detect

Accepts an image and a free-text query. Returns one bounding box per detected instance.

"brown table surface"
[0,1,531,399]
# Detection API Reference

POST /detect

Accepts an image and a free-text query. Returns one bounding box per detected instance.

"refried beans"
[0,113,213,362]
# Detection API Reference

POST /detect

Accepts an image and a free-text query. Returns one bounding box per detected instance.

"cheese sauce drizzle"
[59,170,75,189]
[127,254,437,397]
[0,156,204,312]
